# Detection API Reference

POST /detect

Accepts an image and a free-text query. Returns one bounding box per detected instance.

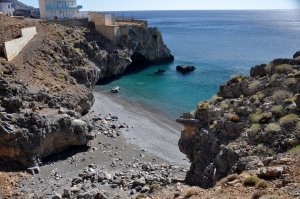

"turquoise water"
[96,10,300,119]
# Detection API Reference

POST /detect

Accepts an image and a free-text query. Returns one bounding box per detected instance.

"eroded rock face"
[178,52,300,188]
[0,112,90,168]
[0,20,174,168]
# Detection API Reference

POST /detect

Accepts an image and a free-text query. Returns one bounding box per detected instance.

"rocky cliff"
[0,15,173,169]
[177,52,300,188]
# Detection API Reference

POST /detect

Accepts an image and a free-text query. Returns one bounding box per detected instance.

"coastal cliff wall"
[177,52,300,188]
[0,16,173,168]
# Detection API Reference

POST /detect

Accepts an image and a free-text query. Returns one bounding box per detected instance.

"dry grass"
[184,188,198,198]
[228,113,240,123]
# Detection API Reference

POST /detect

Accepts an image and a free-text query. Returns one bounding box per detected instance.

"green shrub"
[279,114,298,125]
[243,176,259,186]
[256,180,268,189]
[253,91,265,100]
[250,113,262,123]
[228,113,240,123]
[57,73,66,79]
[249,123,261,134]
[220,100,228,109]
[53,62,60,69]
[272,90,293,101]
[275,64,292,74]
[251,190,267,199]
[270,105,283,116]
[265,123,281,133]
[197,101,209,110]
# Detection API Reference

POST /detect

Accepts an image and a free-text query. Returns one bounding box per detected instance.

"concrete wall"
[38,0,46,19]
[0,3,14,16]
[78,11,89,18]
[4,27,37,61]
[49,18,88,26]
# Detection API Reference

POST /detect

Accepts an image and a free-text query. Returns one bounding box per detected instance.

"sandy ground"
[91,89,188,166]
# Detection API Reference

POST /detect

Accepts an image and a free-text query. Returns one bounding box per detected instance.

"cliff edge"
[177,52,300,188]
[0,14,173,169]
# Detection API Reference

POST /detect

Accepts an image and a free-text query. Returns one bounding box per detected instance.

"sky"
[20,0,300,11]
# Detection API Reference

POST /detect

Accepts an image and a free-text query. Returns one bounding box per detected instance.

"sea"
[95,10,300,119]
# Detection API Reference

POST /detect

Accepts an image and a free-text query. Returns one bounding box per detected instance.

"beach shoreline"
[91,89,188,166]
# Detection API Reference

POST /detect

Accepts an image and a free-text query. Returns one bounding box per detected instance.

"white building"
[0,2,14,16]
[38,0,82,20]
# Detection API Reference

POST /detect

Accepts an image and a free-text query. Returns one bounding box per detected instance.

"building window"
[51,11,56,16]
[68,1,73,6]
[8,5,10,9]
[69,10,74,16]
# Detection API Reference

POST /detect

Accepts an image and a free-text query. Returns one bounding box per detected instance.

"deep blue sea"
[95,10,300,119]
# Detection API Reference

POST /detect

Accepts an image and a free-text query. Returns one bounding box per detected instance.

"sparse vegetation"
[221,174,239,184]
[11,118,18,124]
[288,145,300,154]
[220,100,229,109]
[197,101,209,110]
[53,62,60,69]
[279,114,298,125]
[272,89,293,101]
[270,105,283,116]
[249,123,261,134]
[136,193,146,199]
[150,184,160,192]
[265,123,281,133]
[275,64,292,74]
[57,73,66,79]
[243,176,259,186]
[248,81,259,91]
[251,190,268,199]
[230,74,242,80]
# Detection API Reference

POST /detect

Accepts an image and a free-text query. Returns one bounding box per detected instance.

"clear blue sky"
[21,0,300,11]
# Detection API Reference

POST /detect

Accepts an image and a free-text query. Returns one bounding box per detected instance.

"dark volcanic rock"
[176,65,196,73]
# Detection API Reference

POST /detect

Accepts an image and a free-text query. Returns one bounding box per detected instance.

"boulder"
[256,167,284,178]
[176,65,196,73]
[111,86,120,93]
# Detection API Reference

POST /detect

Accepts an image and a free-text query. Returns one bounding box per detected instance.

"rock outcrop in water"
[177,51,300,188]
[0,14,173,168]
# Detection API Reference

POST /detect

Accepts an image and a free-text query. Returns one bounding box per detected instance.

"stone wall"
[4,26,37,61]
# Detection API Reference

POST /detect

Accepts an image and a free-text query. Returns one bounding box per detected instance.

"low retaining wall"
[49,18,88,26]
[4,26,37,61]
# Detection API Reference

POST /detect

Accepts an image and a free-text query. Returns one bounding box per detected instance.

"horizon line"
[82,8,300,12]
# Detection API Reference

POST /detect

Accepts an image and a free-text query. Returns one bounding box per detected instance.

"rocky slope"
[177,52,300,189]
[0,14,173,169]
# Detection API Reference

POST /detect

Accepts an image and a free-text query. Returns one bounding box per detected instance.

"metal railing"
[45,5,82,10]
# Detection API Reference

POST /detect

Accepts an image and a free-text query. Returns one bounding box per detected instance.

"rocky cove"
[1,13,300,199]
